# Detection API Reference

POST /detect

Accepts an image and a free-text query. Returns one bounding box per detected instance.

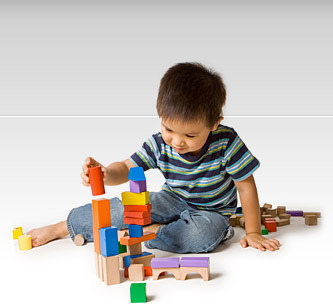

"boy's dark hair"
[156,62,226,128]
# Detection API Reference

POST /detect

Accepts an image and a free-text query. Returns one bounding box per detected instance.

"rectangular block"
[132,254,155,267]
[151,257,179,269]
[276,219,290,226]
[261,214,274,225]
[130,283,147,303]
[305,215,318,225]
[266,208,277,218]
[120,232,156,246]
[128,243,142,256]
[122,191,150,205]
[92,198,111,228]
[129,224,143,238]
[263,203,273,210]
[125,252,153,268]
[124,211,151,219]
[286,210,303,217]
[129,264,145,281]
[124,204,152,212]
[303,212,321,218]
[93,227,101,254]
[100,227,119,257]
[130,180,147,193]
[277,206,286,216]
[278,213,291,220]
[101,255,121,285]
[128,167,146,181]
[180,257,209,268]
[124,217,152,226]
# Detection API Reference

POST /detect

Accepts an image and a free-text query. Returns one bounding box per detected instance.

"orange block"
[88,166,105,196]
[123,211,151,219]
[93,227,101,254]
[120,232,156,246]
[92,198,111,228]
[124,204,152,212]
[124,217,151,226]
[125,266,165,277]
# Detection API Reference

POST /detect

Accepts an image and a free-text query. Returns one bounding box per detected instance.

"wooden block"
[119,252,129,269]
[101,255,121,285]
[119,241,127,254]
[303,212,321,218]
[124,211,151,219]
[144,266,153,276]
[277,206,286,216]
[260,207,264,216]
[128,167,146,181]
[286,210,303,217]
[124,217,152,226]
[98,253,103,280]
[93,227,101,254]
[179,266,209,281]
[132,254,155,267]
[263,203,273,211]
[261,228,268,235]
[74,234,85,246]
[130,283,147,303]
[152,268,180,280]
[276,219,290,226]
[180,257,209,268]
[261,214,274,225]
[124,204,152,212]
[13,227,23,240]
[129,264,145,281]
[118,230,129,239]
[264,221,277,232]
[239,217,245,229]
[129,225,143,238]
[151,257,179,268]
[100,227,119,257]
[120,232,156,246]
[128,243,142,256]
[122,191,150,206]
[305,215,318,225]
[130,180,147,193]
[94,252,99,277]
[88,166,105,196]
[278,213,291,220]
[92,198,111,228]
[236,215,243,226]
[125,252,153,268]
[266,208,277,218]
[229,215,237,227]
[18,235,32,251]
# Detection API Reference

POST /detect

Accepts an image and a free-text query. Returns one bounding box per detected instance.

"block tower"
[89,166,121,285]
[120,167,156,281]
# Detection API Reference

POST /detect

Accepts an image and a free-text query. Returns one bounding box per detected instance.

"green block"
[119,241,127,254]
[261,228,268,235]
[130,283,146,303]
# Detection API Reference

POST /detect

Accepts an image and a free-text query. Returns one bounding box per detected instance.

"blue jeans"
[67,190,234,253]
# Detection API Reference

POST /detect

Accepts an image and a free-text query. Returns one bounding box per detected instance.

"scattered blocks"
[264,219,277,232]
[278,213,291,220]
[18,235,32,251]
[88,166,105,196]
[305,215,318,225]
[130,283,147,303]
[276,219,290,227]
[13,227,23,240]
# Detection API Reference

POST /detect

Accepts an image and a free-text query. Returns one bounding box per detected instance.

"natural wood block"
[276,219,290,226]
[132,254,155,267]
[278,213,291,220]
[180,266,209,281]
[277,206,286,216]
[128,243,142,256]
[118,230,129,239]
[267,208,277,218]
[239,217,245,228]
[303,212,321,218]
[261,214,274,225]
[152,268,180,280]
[74,234,85,246]
[229,215,237,227]
[94,252,99,277]
[263,203,273,211]
[98,253,103,280]
[119,252,129,269]
[129,264,145,281]
[101,255,121,285]
[305,215,318,225]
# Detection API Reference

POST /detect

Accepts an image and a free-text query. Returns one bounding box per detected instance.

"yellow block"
[121,191,150,205]
[18,235,32,251]
[13,227,23,239]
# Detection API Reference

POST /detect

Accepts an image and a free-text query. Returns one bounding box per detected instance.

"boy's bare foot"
[26,221,69,247]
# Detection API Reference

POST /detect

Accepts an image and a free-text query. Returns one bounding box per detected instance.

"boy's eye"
[186,135,195,138]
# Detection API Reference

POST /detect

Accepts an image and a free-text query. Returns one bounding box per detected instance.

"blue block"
[100,227,119,257]
[128,167,146,181]
[129,224,143,238]
[125,252,152,268]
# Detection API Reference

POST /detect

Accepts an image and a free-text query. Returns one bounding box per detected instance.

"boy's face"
[161,117,222,156]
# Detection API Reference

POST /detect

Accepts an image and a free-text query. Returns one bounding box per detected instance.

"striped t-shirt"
[130,124,260,215]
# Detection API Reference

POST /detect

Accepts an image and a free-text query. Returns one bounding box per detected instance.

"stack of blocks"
[89,166,121,285]
[120,167,156,282]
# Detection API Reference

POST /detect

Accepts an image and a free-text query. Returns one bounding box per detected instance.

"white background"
[0,0,332,303]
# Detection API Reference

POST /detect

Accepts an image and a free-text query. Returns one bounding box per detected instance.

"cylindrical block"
[18,235,32,251]
[88,166,105,196]
[13,227,23,239]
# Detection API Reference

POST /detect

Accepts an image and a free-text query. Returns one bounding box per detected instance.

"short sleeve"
[224,131,260,181]
[130,135,159,171]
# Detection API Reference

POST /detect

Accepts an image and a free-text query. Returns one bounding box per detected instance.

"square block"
[279,213,291,220]
[129,225,143,238]
[265,221,277,232]
[129,264,145,281]
[276,219,290,226]
[124,204,152,212]
[124,217,152,226]
[128,167,146,181]
[130,180,147,193]
[122,192,150,205]
[130,283,147,303]
[124,211,151,219]
[92,198,111,228]
[151,257,179,268]
[128,243,142,256]
[305,215,318,225]
[261,228,269,235]
[277,206,286,216]
[180,257,209,268]
[100,227,119,257]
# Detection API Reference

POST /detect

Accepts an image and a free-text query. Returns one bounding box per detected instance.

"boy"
[27,62,280,253]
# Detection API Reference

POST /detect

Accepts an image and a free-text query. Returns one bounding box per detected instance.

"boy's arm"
[104,158,136,186]
[234,175,280,251]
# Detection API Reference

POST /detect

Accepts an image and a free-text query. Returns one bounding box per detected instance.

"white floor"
[1,117,332,304]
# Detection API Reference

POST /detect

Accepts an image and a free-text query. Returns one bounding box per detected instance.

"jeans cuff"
[66,208,76,241]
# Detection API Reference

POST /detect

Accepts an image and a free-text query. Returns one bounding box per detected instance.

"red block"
[88,166,105,196]
[265,221,277,232]
[123,211,151,219]
[124,204,152,212]
[124,217,152,226]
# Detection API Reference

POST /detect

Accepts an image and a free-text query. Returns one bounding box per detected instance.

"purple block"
[130,180,147,193]
[151,257,179,268]
[180,257,209,268]
[286,210,303,217]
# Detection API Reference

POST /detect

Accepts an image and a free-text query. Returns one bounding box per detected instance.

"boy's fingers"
[240,238,248,248]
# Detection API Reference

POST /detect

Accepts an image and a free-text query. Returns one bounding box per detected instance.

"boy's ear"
[211,117,223,131]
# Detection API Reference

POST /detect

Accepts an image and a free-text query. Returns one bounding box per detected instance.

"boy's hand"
[240,233,280,252]
[81,157,108,187]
